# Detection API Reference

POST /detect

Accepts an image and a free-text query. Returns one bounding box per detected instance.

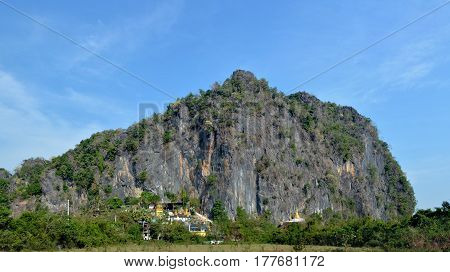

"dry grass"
[72,242,382,252]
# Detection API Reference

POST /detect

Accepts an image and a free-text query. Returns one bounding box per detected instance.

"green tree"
[161,222,192,243]
[24,181,42,197]
[140,191,160,206]
[211,201,228,222]
[54,158,74,181]
[189,197,201,211]
[180,190,189,207]
[105,142,119,161]
[106,197,124,209]
[124,196,139,206]
[0,206,12,228]
[73,168,94,190]
[16,158,48,197]
[164,191,178,203]
[0,178,11,228]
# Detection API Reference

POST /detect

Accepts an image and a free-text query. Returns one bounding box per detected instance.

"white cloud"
[397,62,433,83]
[65,0,184,72]
[0,71,37,112]
[0,1,186,172]
[377,39,437,87]
[0,70,103,172]
[320,36,447,107]
[56,88,129,117]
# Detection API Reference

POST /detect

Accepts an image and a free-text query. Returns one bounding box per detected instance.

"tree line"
[0,193,448,251]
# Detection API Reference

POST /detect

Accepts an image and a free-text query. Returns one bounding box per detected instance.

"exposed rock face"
[8,70,416,222]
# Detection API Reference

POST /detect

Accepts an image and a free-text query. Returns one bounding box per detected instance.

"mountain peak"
[7,70,415,221]
[230,69,257,82]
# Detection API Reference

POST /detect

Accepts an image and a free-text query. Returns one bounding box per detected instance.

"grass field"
[73,242,383,252]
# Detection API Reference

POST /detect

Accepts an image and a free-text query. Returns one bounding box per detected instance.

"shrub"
[0,206,11,228]
[103,185,113,194]
[124,196,139,206]
[124,138,138,153]
[180,190,189,207]
[106,197,124,209]
[16,158,48,197]
[105,142,119,161]
[255,156,270,173]
[16,158,48,183]
[324,123,364,162]
[189,197,201,210]
[54,158,74,181]
[0,210,141,251]
[163,130,174,144]
[164,192,178,203]
[295,157,304,166]
[207,174,217,186]
[290,143,297,153]
[137,171,148,182]
[368,164,378,183]
[0,177,11,228]
[96,152,105,173]
[74,168,94,190]
[302,114,315,132]
[140,191,160,206]
[0,179,10,205]
[302,183,311,196]
[24,181,42,197]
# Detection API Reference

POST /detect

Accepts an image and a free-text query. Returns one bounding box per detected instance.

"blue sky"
[0,0,449,209]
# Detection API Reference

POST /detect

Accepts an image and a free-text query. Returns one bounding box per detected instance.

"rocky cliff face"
[8,70,415,222]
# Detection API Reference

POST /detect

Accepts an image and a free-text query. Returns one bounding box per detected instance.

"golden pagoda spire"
[294,210,301,220]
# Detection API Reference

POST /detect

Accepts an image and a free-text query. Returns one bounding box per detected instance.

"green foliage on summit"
[15,159,48,198]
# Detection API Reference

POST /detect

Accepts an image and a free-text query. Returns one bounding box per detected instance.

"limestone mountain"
[6,70,415,222]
